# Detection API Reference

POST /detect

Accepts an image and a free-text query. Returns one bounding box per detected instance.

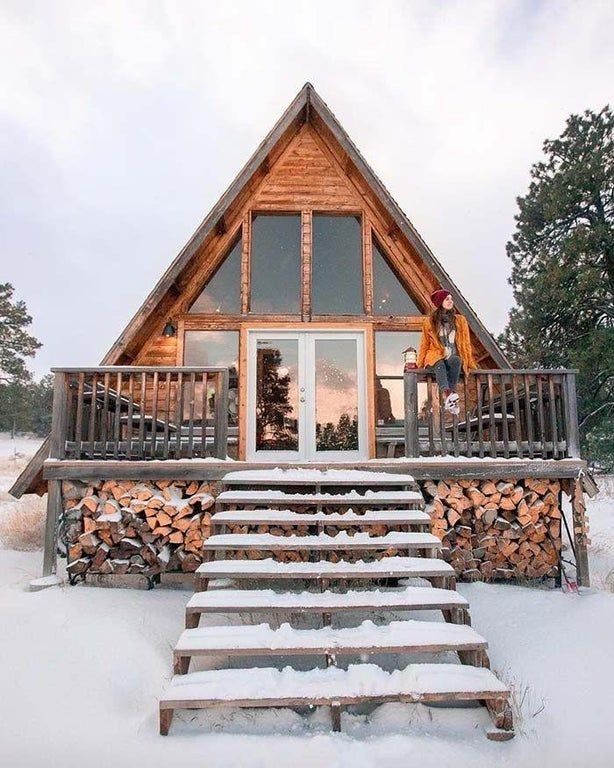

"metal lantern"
[403,346,417,371]
[162,320,177,337]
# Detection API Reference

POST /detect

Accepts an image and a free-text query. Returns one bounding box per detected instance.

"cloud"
[1,0,613,376]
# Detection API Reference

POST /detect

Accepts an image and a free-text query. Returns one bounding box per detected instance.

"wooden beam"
[42,480,62,577]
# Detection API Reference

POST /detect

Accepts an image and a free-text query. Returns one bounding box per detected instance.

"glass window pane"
[256,338,299,451]
[250,214,301,314]
[189,236,241,314]
[312,215,363,314]
[183,331,239,426]
[373,239,420,316]
[375,331,421,425]
[315,338,359,451]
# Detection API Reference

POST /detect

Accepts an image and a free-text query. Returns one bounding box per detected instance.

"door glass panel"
[250,214,301,314]
[315,339,359,451]
[312,215,363,314]
[256,339,299,451]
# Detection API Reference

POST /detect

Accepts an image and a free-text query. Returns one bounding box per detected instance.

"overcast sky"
[1,0,613,378]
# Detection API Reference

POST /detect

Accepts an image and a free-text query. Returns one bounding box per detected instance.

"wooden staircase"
[159,469,514,739]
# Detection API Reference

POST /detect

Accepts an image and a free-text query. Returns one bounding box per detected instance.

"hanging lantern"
[403,346,417,371]
[162,320,176,337]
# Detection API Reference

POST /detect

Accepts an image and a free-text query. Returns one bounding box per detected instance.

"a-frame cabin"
[12,82,588,586]
[12,81,594,739]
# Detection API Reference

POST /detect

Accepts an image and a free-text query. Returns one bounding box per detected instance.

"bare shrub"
[0,494,46,550]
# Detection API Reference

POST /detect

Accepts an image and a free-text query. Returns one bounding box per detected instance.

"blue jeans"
[429,355,462,392]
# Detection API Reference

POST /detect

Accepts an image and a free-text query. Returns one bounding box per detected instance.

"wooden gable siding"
[131,118,498,369]
[252,123,360,210]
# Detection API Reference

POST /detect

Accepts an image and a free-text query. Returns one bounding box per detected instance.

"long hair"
[430,305,458,332]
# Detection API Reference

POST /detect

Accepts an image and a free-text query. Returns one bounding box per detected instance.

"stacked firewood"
[423,478,561,581]
[224,514,396,563]
[63,479,215,578]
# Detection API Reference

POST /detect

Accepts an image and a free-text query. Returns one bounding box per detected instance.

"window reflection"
[312,215,363,314]
[373,238,420,316]
[375,331,423,425]
[189,236,241,314]
[250,214,301,314]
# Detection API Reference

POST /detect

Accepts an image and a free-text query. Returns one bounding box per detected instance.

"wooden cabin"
[11,82,590,588]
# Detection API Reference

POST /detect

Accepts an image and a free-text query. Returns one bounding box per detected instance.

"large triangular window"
[372,237,420,315]
[189,233,242,314]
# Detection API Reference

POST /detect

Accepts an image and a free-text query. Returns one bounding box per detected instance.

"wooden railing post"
[49,371,69,460]
[404,370,420,458]
[213,369,229,460]
[563,372,581,458]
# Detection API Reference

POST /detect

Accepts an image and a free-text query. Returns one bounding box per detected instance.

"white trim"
[247,329,367,463]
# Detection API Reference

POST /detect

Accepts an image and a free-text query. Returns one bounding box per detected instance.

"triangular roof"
[10,82,509,498]
[102,82,508,367]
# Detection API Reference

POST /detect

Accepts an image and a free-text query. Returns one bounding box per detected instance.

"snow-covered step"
[211,508,431,527]
[222,469,416,487]
[195,556,455,588]
[173,619,487,671]
[201,531,442,553]
[185,586,468,621]
[216,489,424,507]
[159,662,513,737]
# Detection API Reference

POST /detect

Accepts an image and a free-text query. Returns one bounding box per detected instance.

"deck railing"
[402,369,580,459]
[49,367,229,461]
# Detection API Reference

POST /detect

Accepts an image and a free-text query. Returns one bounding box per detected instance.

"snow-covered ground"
[0,441,613,767]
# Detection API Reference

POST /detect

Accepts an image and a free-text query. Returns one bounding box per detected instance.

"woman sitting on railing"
[417,288,478,415]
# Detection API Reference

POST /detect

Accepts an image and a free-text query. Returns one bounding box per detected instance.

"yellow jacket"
[417,314,478,374]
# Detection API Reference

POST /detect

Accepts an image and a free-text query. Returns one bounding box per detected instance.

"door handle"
[299,397,306,402]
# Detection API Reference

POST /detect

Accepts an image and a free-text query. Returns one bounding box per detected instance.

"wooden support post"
[331,702,342,732]
[42,480,62,577]
[570,477,590,587]
[159,708,173,736]
[404,370,420,458]
[42,371,71,578]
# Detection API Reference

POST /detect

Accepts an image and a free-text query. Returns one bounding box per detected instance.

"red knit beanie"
[430,288,451,308]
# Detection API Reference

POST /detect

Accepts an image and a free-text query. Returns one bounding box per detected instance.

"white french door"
[247,330,367,462]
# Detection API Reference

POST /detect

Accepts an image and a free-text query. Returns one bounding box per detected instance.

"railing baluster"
[87,373,98,459]
[150,371,159,459]
[536,375,547,457]
[463,374,471,457]
[486,374,497,458]
[511,374,523,459]
[438,386,447,456]
[100,372,110,459]
[139,372,147,460]
[548,375,559,459]
[523,374,535,459]
[74,372,85,459]
[426,375,435,455]
[113,371,122,459]
[126,373,134,460]
[175,371,184,459]
[163,372,171,459]
[187,372,196,459]
[205,372,212,459]
[476,374,484,458]
[500,373,510,459]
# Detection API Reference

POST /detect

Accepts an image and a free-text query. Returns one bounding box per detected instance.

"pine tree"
[0,282,41,383]
[500,107,614,467]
